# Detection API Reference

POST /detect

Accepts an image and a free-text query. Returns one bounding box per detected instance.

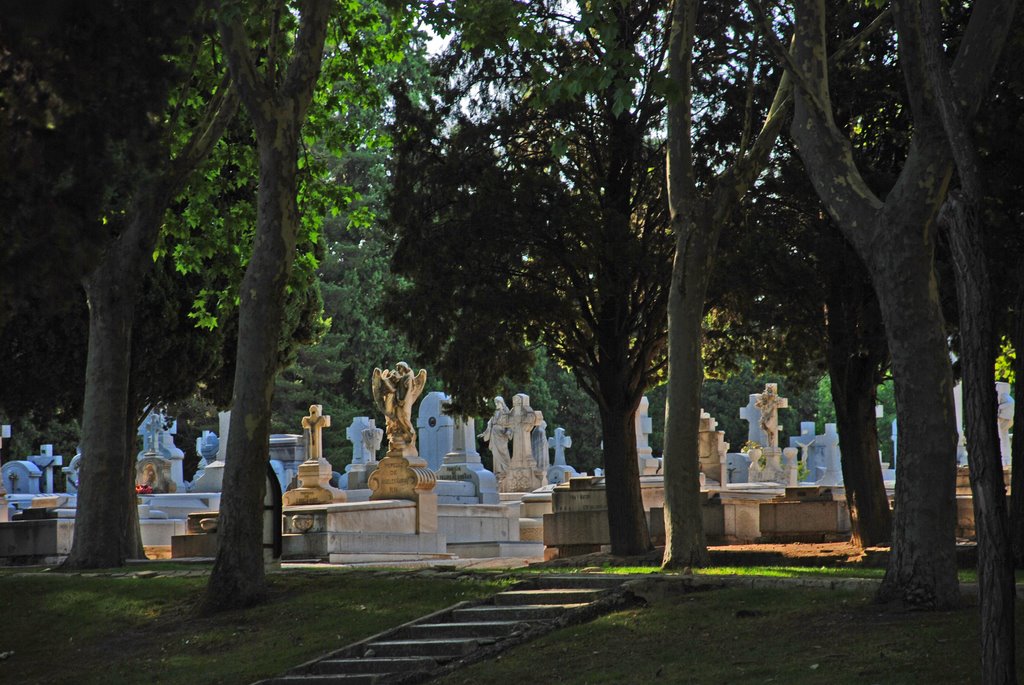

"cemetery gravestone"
[436,413,499,504]
[547,427,578,484]
[416,391,455,472]
[342,416,382,490]
[501,393,546,492]
[636,396,662,475]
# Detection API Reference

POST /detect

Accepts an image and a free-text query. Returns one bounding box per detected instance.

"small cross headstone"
[549,427,572,466]
[301,405,331,462]
[346,417,382,466]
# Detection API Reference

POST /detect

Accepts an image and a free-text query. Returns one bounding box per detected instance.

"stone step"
[364,637,480,658]
[532,574,629,590]
[264,675,382,684]
[399,620,524,639]
[493,588,604,606]
[451,603,588,622]
[304,657,436,676]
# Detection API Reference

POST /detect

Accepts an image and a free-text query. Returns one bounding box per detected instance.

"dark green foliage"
[385,2,673,417]
[0,0,200,326]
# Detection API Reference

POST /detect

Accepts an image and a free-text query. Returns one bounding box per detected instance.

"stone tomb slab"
[438,502,520,544]
[0,517,75,564]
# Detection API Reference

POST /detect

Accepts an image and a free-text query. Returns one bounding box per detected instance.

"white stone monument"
[746,384,789,483]
[436,413,499,504]
[636,396,662,475]
[191,411,231,493]
[501,393,546,492]
[417,391,456,472]
[479,396,513,481]
[546,426,578,484]
[342,416,382,490]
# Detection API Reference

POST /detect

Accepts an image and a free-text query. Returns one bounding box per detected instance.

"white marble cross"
[302,405,331,462]
[549,427,572,466]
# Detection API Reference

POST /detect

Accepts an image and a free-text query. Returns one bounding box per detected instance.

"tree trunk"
[203,130,300,610]
[823,241,892,547]
[1010,280,1024,567]
[866,210,959,608]
[942,191,1016,683]
[63,267,139,569]
[599,395,651,556]
[202,0,328,612]
[662,205,712,568]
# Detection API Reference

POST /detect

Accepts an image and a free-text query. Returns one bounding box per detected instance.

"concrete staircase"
[257,575,631,684]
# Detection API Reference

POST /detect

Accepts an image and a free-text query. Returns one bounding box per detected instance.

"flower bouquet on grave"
[135,484,153,495]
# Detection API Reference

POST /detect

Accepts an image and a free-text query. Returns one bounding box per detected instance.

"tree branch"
[282,0,332,119]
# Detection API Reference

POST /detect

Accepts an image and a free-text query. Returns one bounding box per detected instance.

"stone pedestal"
[748,447,787,483]
[282,458,347,506]
[368,454,436,502]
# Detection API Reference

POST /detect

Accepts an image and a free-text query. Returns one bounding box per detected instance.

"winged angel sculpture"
[371,362,428,452]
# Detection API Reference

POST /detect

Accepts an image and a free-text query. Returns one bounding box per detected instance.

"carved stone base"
[498,466,545,493]
[748,447,787,484]
[282,458,346,506]
[369,455,437,501]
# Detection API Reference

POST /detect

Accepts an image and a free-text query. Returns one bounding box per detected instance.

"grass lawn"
[2,563,1019,684]
[0,566,507,685]
[436,583,1022,685]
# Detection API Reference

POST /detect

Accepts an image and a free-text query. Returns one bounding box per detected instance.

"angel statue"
[371,362,428,449]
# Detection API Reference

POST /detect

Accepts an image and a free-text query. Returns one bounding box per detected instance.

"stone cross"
[346,417,374,465]
[817,423,842,486]
[509,393,544,467]
[739,395,767,446]
[361,424,384,463]
[302,405,331,462]
[549,427,572,466]
[754,383,788,449]
[139,412,164,454]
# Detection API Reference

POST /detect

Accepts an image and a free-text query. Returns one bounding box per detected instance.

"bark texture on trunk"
[943,192,1016,683]
[864,209,959,608]
[917,0,1017,674]
[59,78,238,570]
[203,0,329,612]
[824,247,892,547]
[63,268,138,569]
[785,0,1024,608]
[599,398,651,556]
[661,0,791,568]
[661,206,712,568]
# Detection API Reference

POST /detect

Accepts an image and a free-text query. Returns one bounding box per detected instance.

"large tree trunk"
[598,394,651,556]
[661,0,793,568]
[203,0,328,611]
[59,73,236,570]
[1010,280,1024,567]
[204,126,300,610]
[866,211,959,608]
[789,0,961,608]
[661,204,712,568]
[63,267,140,569]
[943,192,1016,681]
[824,241,892,547]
